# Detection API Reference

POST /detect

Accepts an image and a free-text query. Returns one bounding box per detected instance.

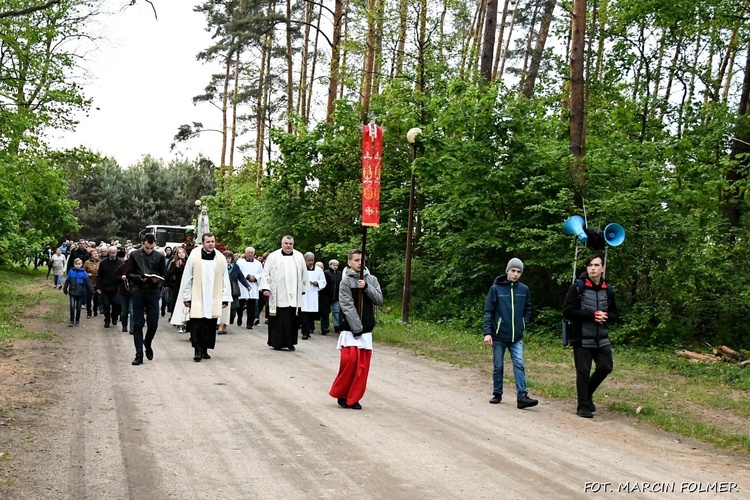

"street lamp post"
[402,127,422,323]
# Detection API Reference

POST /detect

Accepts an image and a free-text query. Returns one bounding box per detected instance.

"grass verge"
[377,310,750,454]
[0,267,63,345]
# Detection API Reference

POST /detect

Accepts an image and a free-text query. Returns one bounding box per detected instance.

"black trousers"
[100,290,120,323]
[132,291,160,358]
[573,344,613,404]
[190,317,218,351]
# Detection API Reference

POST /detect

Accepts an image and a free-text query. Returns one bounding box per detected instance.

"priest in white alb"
[260,235,309,351]
[179,233,231,362]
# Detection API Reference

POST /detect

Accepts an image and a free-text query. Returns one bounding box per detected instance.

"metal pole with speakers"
[563,216,625,281]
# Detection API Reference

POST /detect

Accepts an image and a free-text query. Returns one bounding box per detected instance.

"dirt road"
[2,314,749,499]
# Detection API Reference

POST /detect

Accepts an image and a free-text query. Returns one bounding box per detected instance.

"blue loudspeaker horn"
[563,216,588,242]
[604,223,625,247]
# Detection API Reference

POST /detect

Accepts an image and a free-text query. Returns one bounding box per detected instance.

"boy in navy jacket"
[482,258,538,409]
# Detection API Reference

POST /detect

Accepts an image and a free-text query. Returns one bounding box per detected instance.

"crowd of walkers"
[48,234,381,409]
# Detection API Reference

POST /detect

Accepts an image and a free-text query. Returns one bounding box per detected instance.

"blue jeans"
[118,294,134,331]
[69,295,83,323]
[492,339,527,399]
[54,275,62,287]
[321,300,340,331]
[131,290,160,357]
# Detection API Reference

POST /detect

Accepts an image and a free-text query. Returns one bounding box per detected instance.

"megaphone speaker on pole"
[603,223,625,247]
[563,216,588,243]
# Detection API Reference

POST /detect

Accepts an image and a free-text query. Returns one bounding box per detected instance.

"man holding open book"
[125,233,166,366]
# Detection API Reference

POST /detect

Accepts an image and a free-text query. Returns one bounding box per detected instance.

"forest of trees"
[2,0,750,348]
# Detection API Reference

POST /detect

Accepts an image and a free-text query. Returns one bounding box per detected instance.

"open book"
[144,273,165,280]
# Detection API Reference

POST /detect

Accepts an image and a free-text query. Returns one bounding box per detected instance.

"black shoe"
[112,318,118,325]
[87,314,92,318]
[68,321,74,327]
[194,349,202,362]
[334,327,341,333]
[104,322,110,328]
[321,330,329,335]
[161,310,166,317]
[577,405,593,418]
[288,346,295,351]
[489,394,502,404]
[273,347,282,350]
[349,402,362,410]
[302,334,309,340]
[246,325,253,330]
[122,325,128,332]
[517,396,538,409]
[75,321,80,326]
[94,311,98,317]
[337,398,348,408]
[201,350,211,359]
[145,345,153,361]
[237,318,242,326]
[132,356,143,366]
[587,399,597,412]
[254,319,260,326]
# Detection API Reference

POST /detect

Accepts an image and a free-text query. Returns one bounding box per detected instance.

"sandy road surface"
[6,316,750,499]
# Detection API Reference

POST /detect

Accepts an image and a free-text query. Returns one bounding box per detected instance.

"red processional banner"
[362,121,383,227]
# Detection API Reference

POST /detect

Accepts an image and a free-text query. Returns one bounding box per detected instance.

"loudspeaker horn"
[603,223,625,247]
[563,216,588,242]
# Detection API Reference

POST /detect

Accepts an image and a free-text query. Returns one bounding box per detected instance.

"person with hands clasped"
[563,253,618,418]
[483,258,539,409]
[329,249,383,410]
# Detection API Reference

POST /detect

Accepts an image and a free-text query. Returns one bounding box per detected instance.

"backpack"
[562,278,614,347]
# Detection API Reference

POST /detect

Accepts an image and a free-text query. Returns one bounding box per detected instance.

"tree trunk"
[460,1,481,78]
[229,47,240,171]
[520,0,543,88]
[372,0,385,96]
[593,0,608,85]
[491,0,511,81]
[722,44,750,236]
[297,0,312,120]
[220,52,232,183]
[497,0,520,81]
[340,0,350,100]
[569,0,586,195]
[360,0,378,117]
[480,0,498,81]
[326,0,344,121]
[417,0,427,93]
[521,0,556,98]
[285,0,294,132]
[306,1,323,123]
[395,0,408,76]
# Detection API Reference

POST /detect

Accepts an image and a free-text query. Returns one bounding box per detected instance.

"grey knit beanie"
[506,258,524,273]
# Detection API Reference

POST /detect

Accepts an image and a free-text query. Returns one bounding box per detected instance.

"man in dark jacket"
[66,239,89,271]
[97,246,123,329]
[482,258,538,409]
[563,253,619,418]
[126,234,166,366]
[321,259,342,334]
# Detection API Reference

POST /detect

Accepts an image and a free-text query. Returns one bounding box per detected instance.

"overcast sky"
[51,1,221,167]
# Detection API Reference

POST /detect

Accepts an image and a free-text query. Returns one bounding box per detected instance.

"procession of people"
[47,220,617,417]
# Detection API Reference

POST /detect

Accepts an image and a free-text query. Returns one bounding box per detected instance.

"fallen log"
[676,350,717,362]
[718,345,742,360]
[740,360,750,368]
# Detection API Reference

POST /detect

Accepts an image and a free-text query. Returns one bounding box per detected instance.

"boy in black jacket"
[563,253,619,418]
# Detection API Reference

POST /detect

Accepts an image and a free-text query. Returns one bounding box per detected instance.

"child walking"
[63,258,95,327]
